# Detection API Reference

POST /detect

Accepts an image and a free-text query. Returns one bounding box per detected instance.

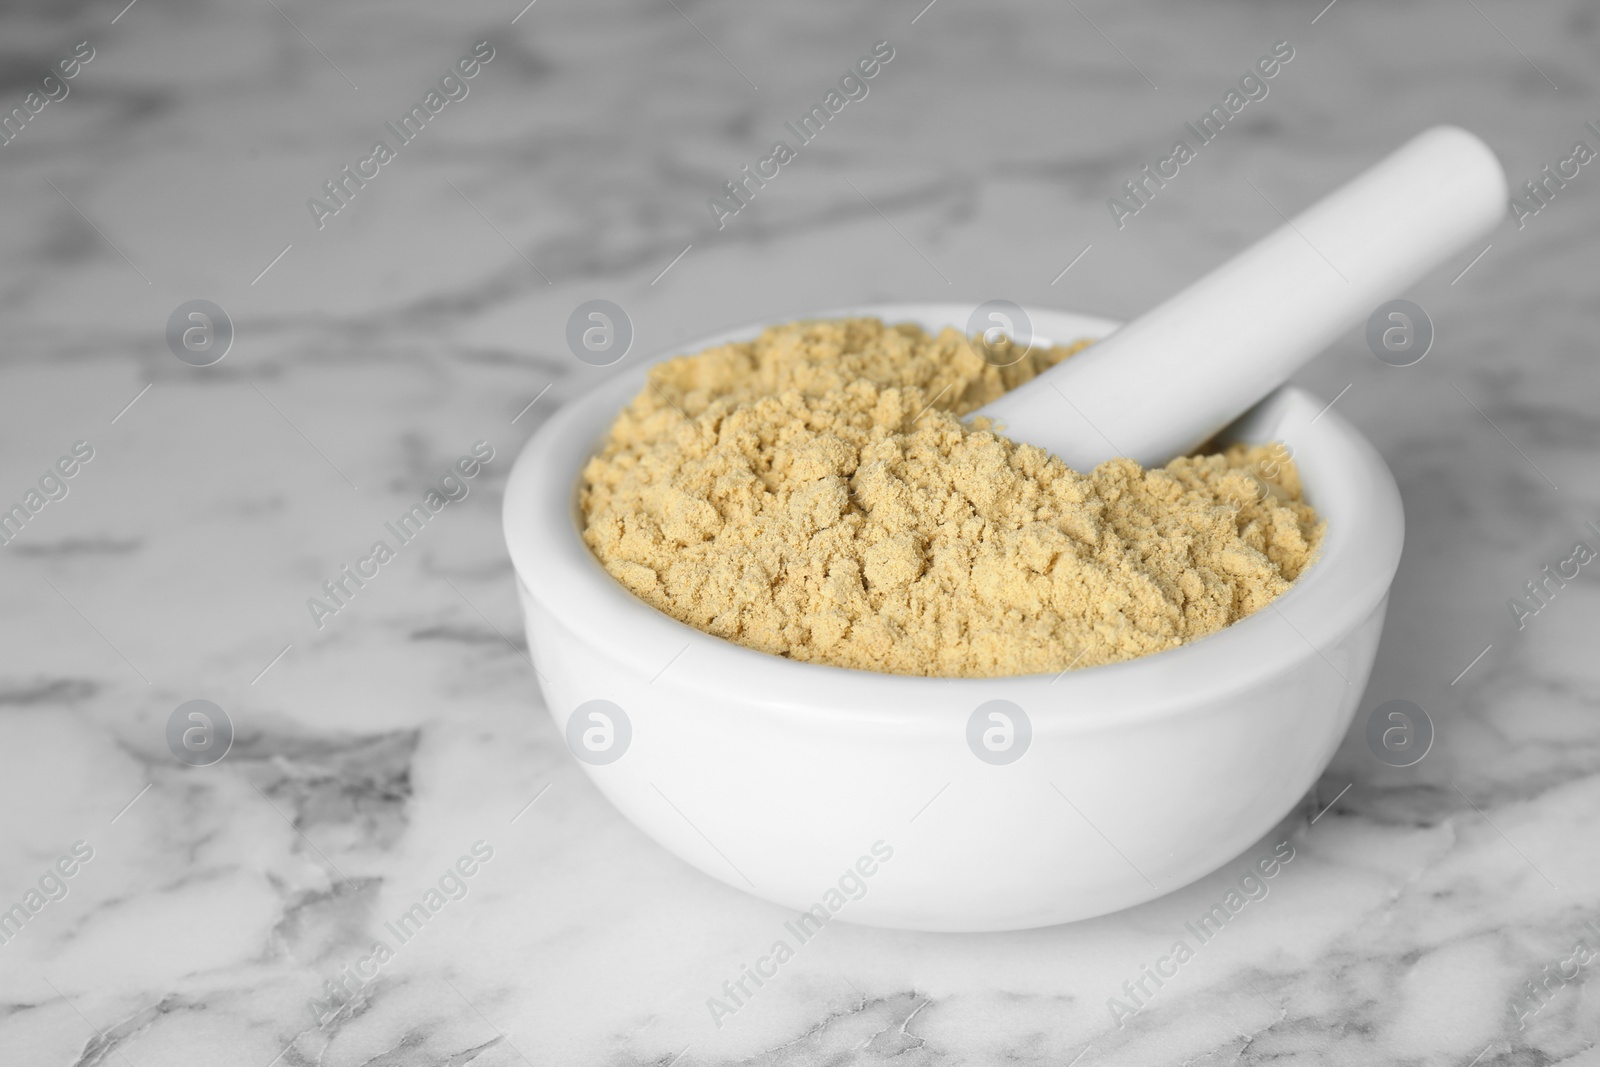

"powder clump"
[581,317,1323,678]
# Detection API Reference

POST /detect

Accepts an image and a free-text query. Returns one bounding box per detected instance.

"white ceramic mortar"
[502,304,1404,931]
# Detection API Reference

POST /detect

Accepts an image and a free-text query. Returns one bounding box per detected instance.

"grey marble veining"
[2,0,1599,1063]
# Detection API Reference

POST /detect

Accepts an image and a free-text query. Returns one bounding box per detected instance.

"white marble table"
[2,0,1597,1063]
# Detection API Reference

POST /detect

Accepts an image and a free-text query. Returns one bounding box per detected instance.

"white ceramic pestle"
[974,125,1508,469]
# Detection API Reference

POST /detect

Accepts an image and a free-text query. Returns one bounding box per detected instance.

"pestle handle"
[975,125,1508,468]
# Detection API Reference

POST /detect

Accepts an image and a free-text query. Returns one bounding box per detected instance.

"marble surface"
[2,0,1599,1063]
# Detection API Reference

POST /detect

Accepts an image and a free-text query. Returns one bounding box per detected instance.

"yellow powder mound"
[580,317,1323,678]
